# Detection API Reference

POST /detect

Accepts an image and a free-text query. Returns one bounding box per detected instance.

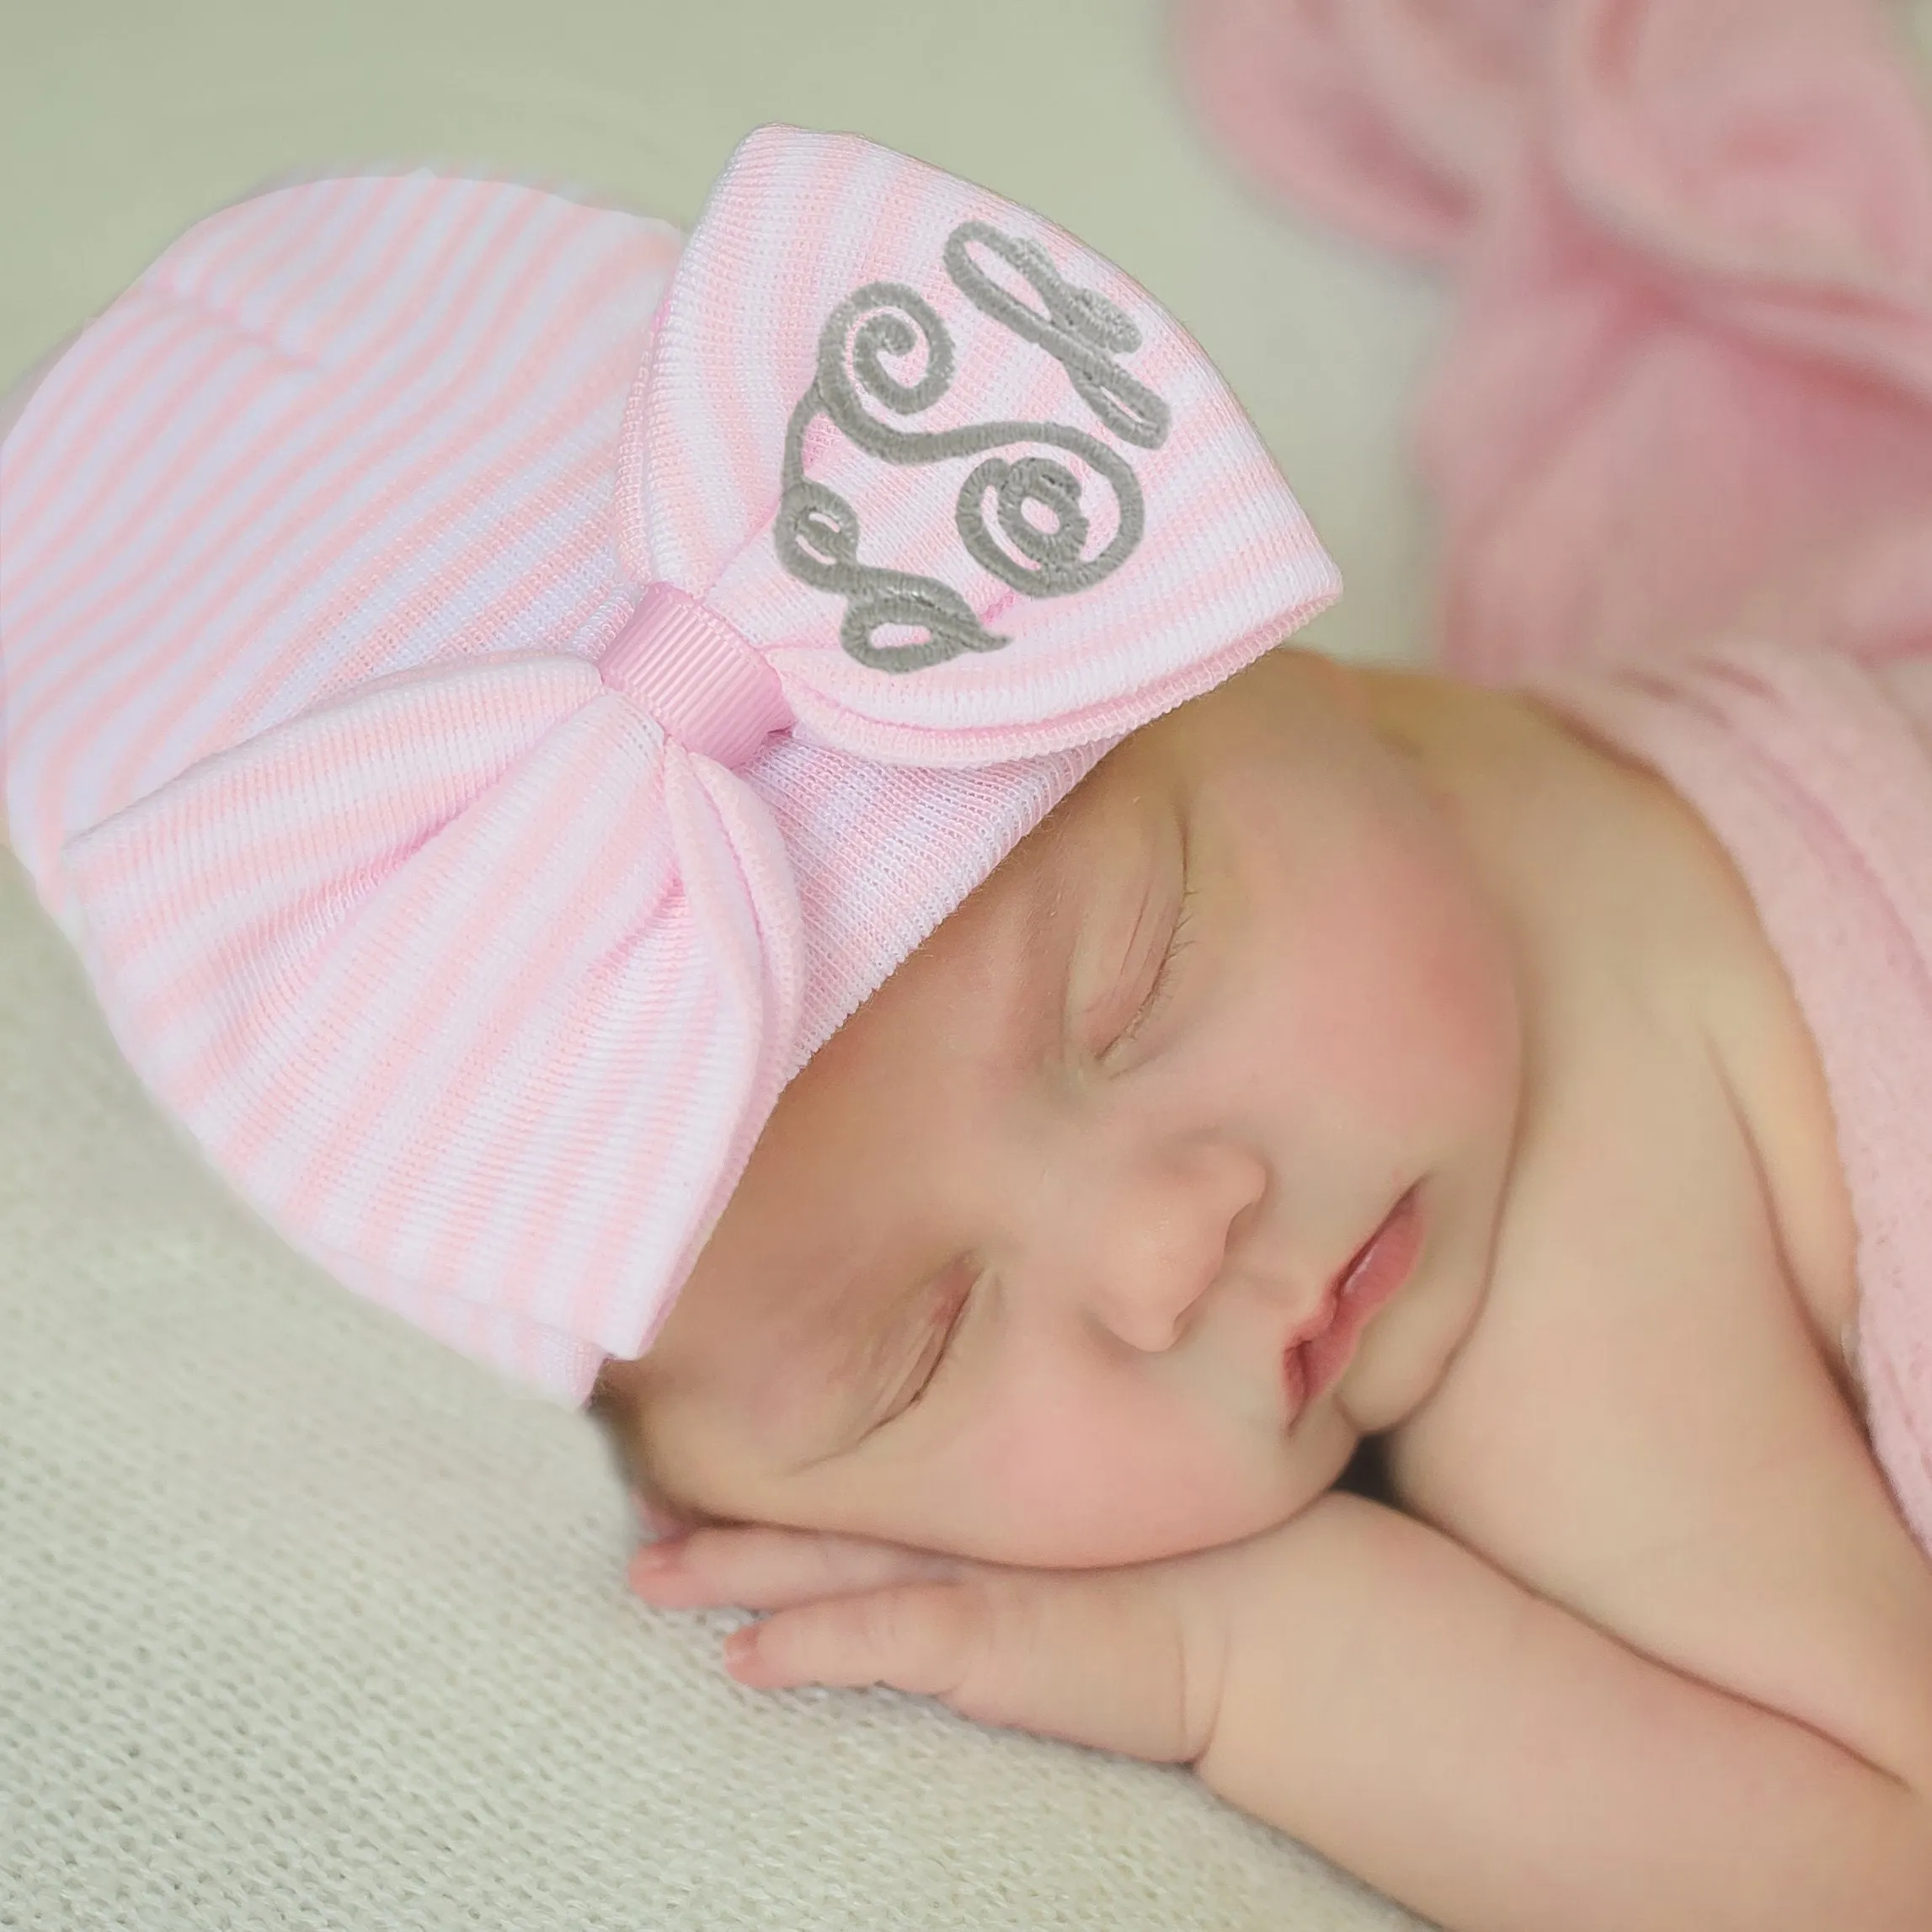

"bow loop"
[617,124,1340,766]
[60,653,803,1388]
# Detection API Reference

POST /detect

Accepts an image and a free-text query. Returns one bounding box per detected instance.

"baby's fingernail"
[723,1626,757,1667]
[630,1538,685,1577]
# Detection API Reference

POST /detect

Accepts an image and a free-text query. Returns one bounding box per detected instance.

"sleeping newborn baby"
[6,114,1932,1932]
[608,643,1932,1931]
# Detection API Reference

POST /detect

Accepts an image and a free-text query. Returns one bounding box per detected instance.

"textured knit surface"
[0,844,1418,1932]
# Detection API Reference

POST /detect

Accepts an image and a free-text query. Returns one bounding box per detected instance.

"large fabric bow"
[10,125,1338,1399]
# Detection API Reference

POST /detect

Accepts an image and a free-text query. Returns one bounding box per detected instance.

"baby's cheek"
[1303,846,1519,1129]
[957,1381,1284,1568]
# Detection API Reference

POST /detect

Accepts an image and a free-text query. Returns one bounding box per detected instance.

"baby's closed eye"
[869,1259,979,1433]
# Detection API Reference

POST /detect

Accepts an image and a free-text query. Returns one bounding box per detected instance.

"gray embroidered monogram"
[942,222,1169,451]
[775,220,1173,674]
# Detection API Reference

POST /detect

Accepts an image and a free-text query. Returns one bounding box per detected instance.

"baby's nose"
[1073,1135,1268,1353]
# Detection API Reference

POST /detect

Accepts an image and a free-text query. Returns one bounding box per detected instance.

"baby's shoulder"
[1383,901,1932,1796]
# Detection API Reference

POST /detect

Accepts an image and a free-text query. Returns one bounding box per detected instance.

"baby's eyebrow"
[990,819,1088,1075]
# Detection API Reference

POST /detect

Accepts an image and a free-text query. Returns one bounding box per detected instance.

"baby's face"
[627,648,1524,1568]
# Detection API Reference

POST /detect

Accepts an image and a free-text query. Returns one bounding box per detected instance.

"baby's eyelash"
[882,1269,974,1428]
[1112,876,1198,1053]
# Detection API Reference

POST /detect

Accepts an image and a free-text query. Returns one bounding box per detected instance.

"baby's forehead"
[940,739,1150,937]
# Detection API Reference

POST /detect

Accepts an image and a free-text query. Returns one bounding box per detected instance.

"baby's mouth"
[1281,1186,1422,1422]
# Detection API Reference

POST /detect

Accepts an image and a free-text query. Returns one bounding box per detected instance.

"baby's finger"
[628,1521,963,1611]
[725,1573,1207,1764]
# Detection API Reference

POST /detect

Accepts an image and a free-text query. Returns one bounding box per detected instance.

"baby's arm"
[1198,1492,1932,1932]
[632,1493,1932,1932]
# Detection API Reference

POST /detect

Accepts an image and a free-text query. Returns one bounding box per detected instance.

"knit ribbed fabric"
[0,125,1341,1404]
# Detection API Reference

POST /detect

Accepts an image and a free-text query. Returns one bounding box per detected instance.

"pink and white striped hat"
[0,125,1339,1402]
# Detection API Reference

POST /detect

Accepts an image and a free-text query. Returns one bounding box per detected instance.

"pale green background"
[2,0,1452,668]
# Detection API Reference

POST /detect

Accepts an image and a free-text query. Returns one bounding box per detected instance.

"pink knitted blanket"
[1178,0,1932,1551]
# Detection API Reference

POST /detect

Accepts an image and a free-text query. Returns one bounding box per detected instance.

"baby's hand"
[627,1521,1246,1766]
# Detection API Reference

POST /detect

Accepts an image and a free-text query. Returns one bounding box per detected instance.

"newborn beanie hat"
[0,125,1338,1403]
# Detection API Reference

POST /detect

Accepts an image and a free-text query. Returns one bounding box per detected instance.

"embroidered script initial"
[774,221,1173,673]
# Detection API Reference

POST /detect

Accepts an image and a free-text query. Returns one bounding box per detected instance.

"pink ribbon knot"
[597,581,794,768]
